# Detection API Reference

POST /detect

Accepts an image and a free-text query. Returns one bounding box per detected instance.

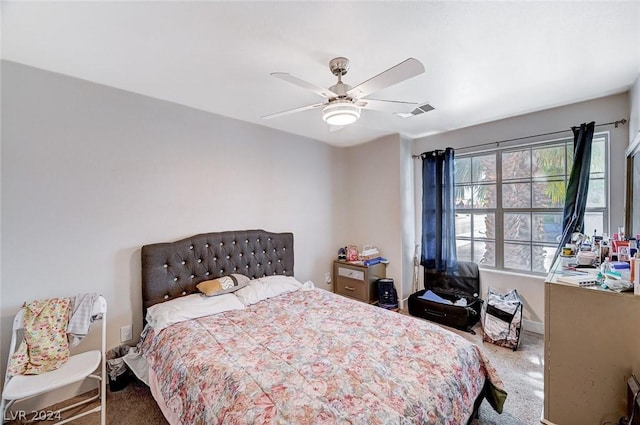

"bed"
[138,229,506,424]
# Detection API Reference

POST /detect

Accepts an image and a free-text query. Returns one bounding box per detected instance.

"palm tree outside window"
[453,133,608,274]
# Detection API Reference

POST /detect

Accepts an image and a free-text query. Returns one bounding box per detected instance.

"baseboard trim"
[523,319,544,335]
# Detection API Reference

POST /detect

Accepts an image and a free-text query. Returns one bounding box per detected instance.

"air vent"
[413,103,435,114]
[394,102,434,118]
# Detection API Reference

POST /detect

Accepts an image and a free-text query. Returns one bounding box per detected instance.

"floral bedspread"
[140,289,505,425]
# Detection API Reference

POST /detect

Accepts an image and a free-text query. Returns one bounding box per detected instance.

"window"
[454,133,609,274]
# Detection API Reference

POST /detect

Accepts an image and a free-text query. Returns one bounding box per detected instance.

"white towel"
[68,293,99,347]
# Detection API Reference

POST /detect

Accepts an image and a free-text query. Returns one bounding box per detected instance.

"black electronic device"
[377,278,398,310]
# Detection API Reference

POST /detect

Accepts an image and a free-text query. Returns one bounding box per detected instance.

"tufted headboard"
[141,229,294,320]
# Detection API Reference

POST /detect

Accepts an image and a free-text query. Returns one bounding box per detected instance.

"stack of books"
[360,247,380,260]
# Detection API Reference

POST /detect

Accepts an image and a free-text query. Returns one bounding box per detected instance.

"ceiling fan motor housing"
[329,57,350,76]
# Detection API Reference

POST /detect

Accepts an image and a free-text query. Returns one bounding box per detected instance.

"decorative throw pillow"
[196,274,250,297]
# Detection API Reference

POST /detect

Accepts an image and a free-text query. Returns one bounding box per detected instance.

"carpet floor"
[461,326,544,425]
[6,323,543,425]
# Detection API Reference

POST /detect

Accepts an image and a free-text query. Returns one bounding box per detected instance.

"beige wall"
[629,73,640,147]
[412,93,630,332]
[339,135,416,306]
[343,135,404,297]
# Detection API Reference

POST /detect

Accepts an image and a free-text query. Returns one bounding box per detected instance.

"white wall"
[412,93,630,332]
[0,60,348,391]
[399,136,417,305]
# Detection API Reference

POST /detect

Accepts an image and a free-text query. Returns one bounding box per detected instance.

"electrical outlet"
[120,325,132,342]
[325,272,331,283]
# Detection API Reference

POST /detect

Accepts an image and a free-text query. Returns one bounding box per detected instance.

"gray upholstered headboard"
[141,229,294,319]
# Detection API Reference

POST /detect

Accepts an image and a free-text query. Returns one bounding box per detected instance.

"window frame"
[454,132,610,275]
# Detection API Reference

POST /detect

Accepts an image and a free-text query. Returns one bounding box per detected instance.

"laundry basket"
[481,287,523,351]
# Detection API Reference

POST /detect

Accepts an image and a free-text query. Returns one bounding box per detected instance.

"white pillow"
[234,275,306,306]
[146,292,245,332]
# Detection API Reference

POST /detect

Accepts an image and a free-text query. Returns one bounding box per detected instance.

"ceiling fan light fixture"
[322,101,361,126]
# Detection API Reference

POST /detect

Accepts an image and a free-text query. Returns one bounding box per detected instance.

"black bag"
[408,261,482,334]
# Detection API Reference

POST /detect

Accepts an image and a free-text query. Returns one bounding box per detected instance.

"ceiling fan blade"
[261,102,326,120]
[271,73,338,98]
[357,98,418,113]
[347,58,425,99]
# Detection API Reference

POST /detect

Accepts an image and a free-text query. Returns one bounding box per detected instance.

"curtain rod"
[412,118,627,158]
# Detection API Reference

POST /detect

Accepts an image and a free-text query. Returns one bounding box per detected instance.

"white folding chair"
[1,296,107,425]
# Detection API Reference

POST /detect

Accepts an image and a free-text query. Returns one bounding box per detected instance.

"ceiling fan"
[262,57,427,126]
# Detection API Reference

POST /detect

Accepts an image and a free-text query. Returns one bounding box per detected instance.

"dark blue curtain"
[554,121,595,263]
[421,148,457,272]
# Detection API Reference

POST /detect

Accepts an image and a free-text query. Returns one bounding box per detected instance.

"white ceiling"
[3,1,640,147]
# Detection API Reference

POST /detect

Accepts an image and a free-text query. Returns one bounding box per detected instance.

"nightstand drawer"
[337,266,364,281]
[335,278,367,301]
